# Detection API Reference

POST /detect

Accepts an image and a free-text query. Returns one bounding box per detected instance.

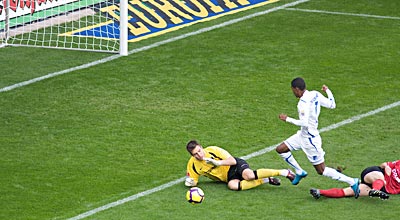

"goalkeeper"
[185,140,295,191]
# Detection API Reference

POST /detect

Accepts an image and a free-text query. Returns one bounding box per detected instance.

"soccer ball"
[186,187,205,204]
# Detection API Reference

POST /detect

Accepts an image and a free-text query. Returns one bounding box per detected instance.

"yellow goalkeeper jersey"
[186,146,232,184]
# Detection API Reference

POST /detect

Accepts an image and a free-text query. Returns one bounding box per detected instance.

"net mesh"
[0,0,121,53]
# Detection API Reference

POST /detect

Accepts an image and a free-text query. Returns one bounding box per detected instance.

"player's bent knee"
[228,179,240,191]
[276,143,289,154]
[242,169,255,180]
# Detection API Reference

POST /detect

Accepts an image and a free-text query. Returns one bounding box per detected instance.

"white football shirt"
[286,89,336,138]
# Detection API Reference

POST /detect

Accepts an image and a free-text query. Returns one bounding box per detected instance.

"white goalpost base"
[0,0,128,55]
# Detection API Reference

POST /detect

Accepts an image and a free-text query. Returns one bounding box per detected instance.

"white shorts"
[284,131,325,165]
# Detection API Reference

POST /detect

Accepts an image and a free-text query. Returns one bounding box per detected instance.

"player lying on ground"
[185,140,295,191]
[310,160,400,200]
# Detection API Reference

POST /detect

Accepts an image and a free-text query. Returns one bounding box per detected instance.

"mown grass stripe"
[285,8,400,20]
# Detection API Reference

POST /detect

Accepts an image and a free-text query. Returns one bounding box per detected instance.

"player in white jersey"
[276,77,360,198]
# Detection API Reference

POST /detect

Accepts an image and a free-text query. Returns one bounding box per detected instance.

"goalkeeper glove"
[204,157,222,166]
[185,177,196,186]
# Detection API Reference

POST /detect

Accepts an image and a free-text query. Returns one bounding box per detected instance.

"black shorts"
[227,157,250,181]
[360,166,386,191]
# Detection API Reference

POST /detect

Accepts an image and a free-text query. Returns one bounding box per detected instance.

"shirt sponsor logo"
[392,168,400,183]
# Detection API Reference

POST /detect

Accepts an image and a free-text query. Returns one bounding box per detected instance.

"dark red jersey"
[384,160,400,194]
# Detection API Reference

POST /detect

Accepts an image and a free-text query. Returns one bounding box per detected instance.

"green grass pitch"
[0,0,399,219]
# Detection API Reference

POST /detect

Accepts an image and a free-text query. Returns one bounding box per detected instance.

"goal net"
[0,0,128,55]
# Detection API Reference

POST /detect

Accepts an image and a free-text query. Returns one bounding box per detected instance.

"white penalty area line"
[0,0,310,93]
[68,100,400,220]
[285,8,400,20]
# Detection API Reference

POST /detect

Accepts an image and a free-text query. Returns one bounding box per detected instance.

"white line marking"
[0,55,121,93]
[319,101,400,133]
[0,0,310,93]
[68,100,400,220]
[68,177,186,220]
[285,8,400,20]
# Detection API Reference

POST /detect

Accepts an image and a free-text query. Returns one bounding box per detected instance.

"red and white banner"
[0,0,79,21]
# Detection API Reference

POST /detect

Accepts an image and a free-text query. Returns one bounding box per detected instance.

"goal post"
[0,0,128,55]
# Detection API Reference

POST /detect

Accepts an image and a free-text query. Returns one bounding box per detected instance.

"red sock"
[372,179,385,190]
[320,188,346,198]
